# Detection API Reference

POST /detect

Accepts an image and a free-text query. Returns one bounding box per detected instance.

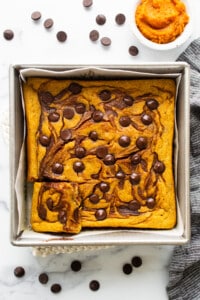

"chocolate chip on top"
[118,135,131,147]
[123,95,134,106]
[119,116,131,127]
[75,103,86,114]
[96,145,108,159]
[39,134,51,147]
[136,136,148,150]
[58,210,67,224]
[141,113,153,125]
[130,153,141,165]
[63,107,75,119]
[115,170,125,180]
[95,208,107,220]
[103,154,115,165]
[73,161,85,173]
[52,162,64,174]
[92,110,104,122]
[39,91,54,104]
[48,112,60,122]
[75,146,86,158]
[89,194,100,204]
[89,130,98,141]
[129,172,141,185]
[99,181,110,193]
[68,82,82,94]
[60,129,72,142]
[146,98,159,110]
[128,200,141,211]
[146,197,156,208]
[99,89,111,101]
[153,161,165,173]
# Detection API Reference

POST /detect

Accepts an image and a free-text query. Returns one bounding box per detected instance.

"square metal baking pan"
[9,63,190,247]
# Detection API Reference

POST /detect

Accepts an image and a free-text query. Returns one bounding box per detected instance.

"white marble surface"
[0,0,200,299]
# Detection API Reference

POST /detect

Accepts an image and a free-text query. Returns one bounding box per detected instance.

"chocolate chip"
[89,194,100,204]
[96,146,108,159]
[14,266,25,278]
[136,137,147,150]
[95,208,107,220]
[99,90,111,101]
[38,273,49,284]
[103,154,115,165]
[131,256,142,268]
[63,107,75,119]
[3,29,14,40]
[128,200,141,211]
[48,112,60,122]
[31,11,41,21]
[123,263,133,275]
[131,153,141,165]
[96,14,106,25]
[73,208,79,222]
[46,198,54,210]
[123,95,134,106]
[51,283,62,293]
[115,13,126,25]
[115,170,125,180]
[119,116,131,127]
[83,0,93,7]
[73,161,85,172]
[58,210,67,224]
[146,197,156,209]
[129,46,139,56]
[75,103,86,114]
[39,91,54,104]
[89,131,98,141]
[89,30,99,41]
[101,37,111,46]
[118,135,131,147]
[153,161,165,173]
[91,173,99,179]
[52,162,64,174]
[38,204,47,220]
[71,260,82,272]
[99,182,110,193]
[141,113,153,125]
[89,280,100,291]
[44,18,54,29]
[56,31,67,42]
[68,82,82,94]
[39,135,51,147]
[146,99,159,110]
[75,146,86,158]
[92,110,104,122]
[129,173,141,185]
[60,129,72,142]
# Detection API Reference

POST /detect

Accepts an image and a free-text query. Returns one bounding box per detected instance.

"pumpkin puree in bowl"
[135,0,189,44]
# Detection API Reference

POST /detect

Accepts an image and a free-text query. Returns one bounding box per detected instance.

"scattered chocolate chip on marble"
[89,280,100,291]
[115,13,126,25]
[56,31,67,42]
[3,29,14,40]
[51,283,62,293]
[96,14,106,25]
[14,266,25,278]
[83,0,93,8]
[89,30,99,41]
[71,260,82,272]
[31,11,42,21]
[100,37,111,46]
[44,18,54,29]
[129,45,139,56]
[131,256,143,268]
[123,263,133,275]
[38,272,49,284]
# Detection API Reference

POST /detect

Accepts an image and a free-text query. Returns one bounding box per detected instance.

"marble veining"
[0,0,200,299]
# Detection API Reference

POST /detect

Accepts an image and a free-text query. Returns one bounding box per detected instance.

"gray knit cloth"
[167,38,200,299]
